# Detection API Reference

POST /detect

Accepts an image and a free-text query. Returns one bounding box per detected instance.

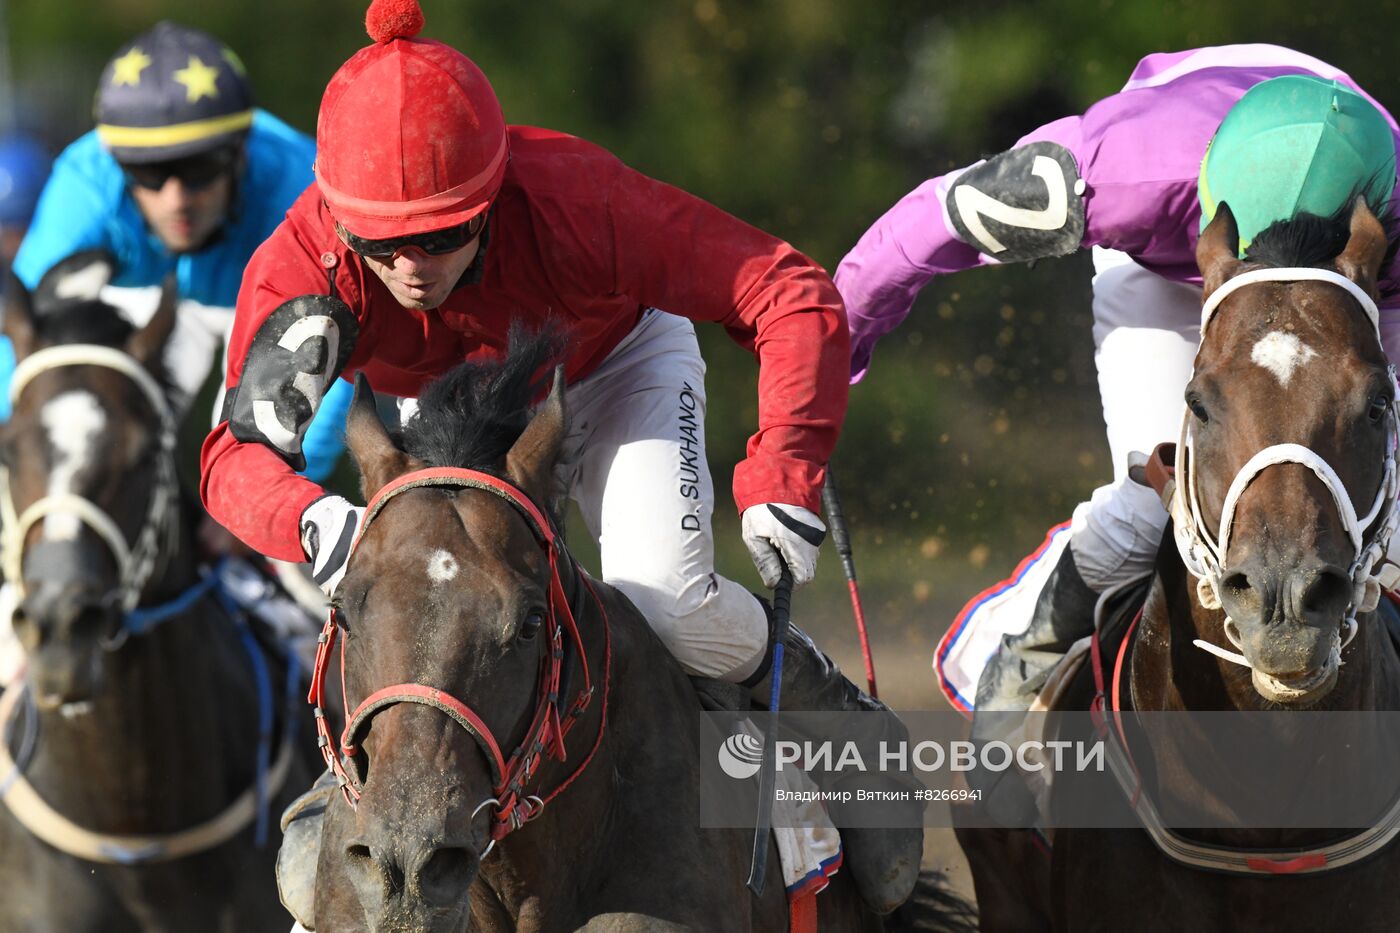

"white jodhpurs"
[555,309,770,682]
[1069,248,1201,591]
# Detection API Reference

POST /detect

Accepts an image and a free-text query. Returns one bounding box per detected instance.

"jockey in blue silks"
[3,20,351,480]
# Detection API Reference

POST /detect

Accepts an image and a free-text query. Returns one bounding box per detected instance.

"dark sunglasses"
[337,213,487,261]
[122,148,238,192]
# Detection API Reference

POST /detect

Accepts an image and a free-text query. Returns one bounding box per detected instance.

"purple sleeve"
[836,116,1086,383]
[837,45,1400,383]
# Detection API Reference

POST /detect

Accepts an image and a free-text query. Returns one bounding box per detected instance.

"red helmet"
[315,0,507,238]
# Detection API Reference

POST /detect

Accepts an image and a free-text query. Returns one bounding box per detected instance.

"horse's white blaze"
[427,549,460,584]
[40,390,106,540]
[1251,331,1317,386]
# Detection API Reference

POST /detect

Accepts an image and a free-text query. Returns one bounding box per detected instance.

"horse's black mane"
[32,298,137,348]
[1244,181,1398,269]
[400,324,564,471]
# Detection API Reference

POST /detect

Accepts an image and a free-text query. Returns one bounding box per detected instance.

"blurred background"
[14,0,1400,901]
[9,0,1400,704]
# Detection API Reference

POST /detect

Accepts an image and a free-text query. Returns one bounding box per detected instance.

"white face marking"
[40,390,106,540]
[427,549,460,584]
[1251,331,1317,386]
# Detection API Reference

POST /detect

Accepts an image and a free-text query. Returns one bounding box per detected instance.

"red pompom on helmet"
[316,0,507,238]
[365,0,423,43]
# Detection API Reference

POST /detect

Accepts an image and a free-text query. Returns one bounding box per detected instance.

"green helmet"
[1198,75,1396,251]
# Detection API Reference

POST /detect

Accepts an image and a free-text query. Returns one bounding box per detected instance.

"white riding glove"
[741,503,826,588]
[300,495,365,597]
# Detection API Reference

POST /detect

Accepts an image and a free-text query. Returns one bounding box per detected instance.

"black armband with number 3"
[223,294,359,471]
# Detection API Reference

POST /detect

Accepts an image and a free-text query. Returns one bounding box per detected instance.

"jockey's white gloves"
[741,503,826,589]
[299,495,364,597]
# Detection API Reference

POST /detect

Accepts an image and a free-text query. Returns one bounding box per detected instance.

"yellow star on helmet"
[110,48,151,87]
[173,55,220,103]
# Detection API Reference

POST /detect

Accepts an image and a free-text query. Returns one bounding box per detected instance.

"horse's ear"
[4,271,35,361]
[505,365,568,507]
[1334,196,1388,299]
[345,372,413,499]
[126,273,178,367]
[1198,201,1244,300]
[33,249,114,309]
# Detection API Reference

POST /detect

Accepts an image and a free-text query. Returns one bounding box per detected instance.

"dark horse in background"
[957,201,1400,931]
[307,334,975,932]
[0,254,321,931]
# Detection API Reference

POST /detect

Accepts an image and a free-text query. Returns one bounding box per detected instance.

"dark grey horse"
[0,254,321,931]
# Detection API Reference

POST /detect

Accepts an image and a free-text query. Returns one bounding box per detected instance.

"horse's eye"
[1187,395,1210,425]
[1369,393,1391,425]
[519,608,546,641]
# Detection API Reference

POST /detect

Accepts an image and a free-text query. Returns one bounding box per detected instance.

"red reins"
[308,467,612,843]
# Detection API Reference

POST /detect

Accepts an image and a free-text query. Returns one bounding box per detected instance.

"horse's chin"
[1250,660,1339,706]
[29,652,102,711]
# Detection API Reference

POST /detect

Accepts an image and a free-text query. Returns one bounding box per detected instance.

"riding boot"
[745,621,924,915]
[276,769,339,930]
[969,544,1100,826]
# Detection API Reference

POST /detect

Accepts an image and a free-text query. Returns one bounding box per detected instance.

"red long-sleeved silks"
[200,126,848,560]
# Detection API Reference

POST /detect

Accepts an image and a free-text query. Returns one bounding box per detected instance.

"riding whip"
[746,562,793,896]
[822,465,878,698]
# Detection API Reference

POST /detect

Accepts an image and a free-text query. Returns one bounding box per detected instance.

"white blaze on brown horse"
[957,198,1400,931]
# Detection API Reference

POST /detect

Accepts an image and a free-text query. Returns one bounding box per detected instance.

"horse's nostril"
[416,845,476,900]
[1222,571,1252,596]
[346,841,404,897]
[1301,567,1352,619]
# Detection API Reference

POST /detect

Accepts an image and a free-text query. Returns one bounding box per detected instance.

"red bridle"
[308,467,611,844]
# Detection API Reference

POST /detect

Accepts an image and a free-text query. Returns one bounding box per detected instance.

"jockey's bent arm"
[835,45,1396,384]
[201,203,462,560]
[603,163,849,516]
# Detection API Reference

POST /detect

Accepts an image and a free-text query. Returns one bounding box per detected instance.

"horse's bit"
[309,466,611,855]
[0,345,180,632]
[1170,267,1400,668]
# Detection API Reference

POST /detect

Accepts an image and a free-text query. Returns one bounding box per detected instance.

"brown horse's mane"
[1245,184,1398,269]
[399,322,564,474]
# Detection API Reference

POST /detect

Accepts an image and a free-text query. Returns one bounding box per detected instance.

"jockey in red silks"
[199,0,920,913]
[835,45,1400,822]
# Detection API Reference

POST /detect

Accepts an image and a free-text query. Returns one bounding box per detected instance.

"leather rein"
[309,466,611,852]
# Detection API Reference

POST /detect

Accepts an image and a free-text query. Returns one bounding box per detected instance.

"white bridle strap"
[0,485,133,587]
[1217,443,1390,567]
[11,345,171,429]
[1200,266,1381,339]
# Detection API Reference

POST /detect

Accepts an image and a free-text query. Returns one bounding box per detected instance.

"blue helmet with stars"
[94,21,253,164]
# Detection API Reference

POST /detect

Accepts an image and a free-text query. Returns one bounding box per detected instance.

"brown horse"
[311,335,974,932]
[958,199,1400,931]
[0,254,321,931]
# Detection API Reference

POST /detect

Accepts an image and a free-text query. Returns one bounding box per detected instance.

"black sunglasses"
[122,148,238,192]
[337,213,487,261]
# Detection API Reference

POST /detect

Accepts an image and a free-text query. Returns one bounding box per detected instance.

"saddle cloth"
[724,713,845,901]
[935,522,1071,714]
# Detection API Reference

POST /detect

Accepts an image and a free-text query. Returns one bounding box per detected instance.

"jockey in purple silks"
[835,45,1400,822]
